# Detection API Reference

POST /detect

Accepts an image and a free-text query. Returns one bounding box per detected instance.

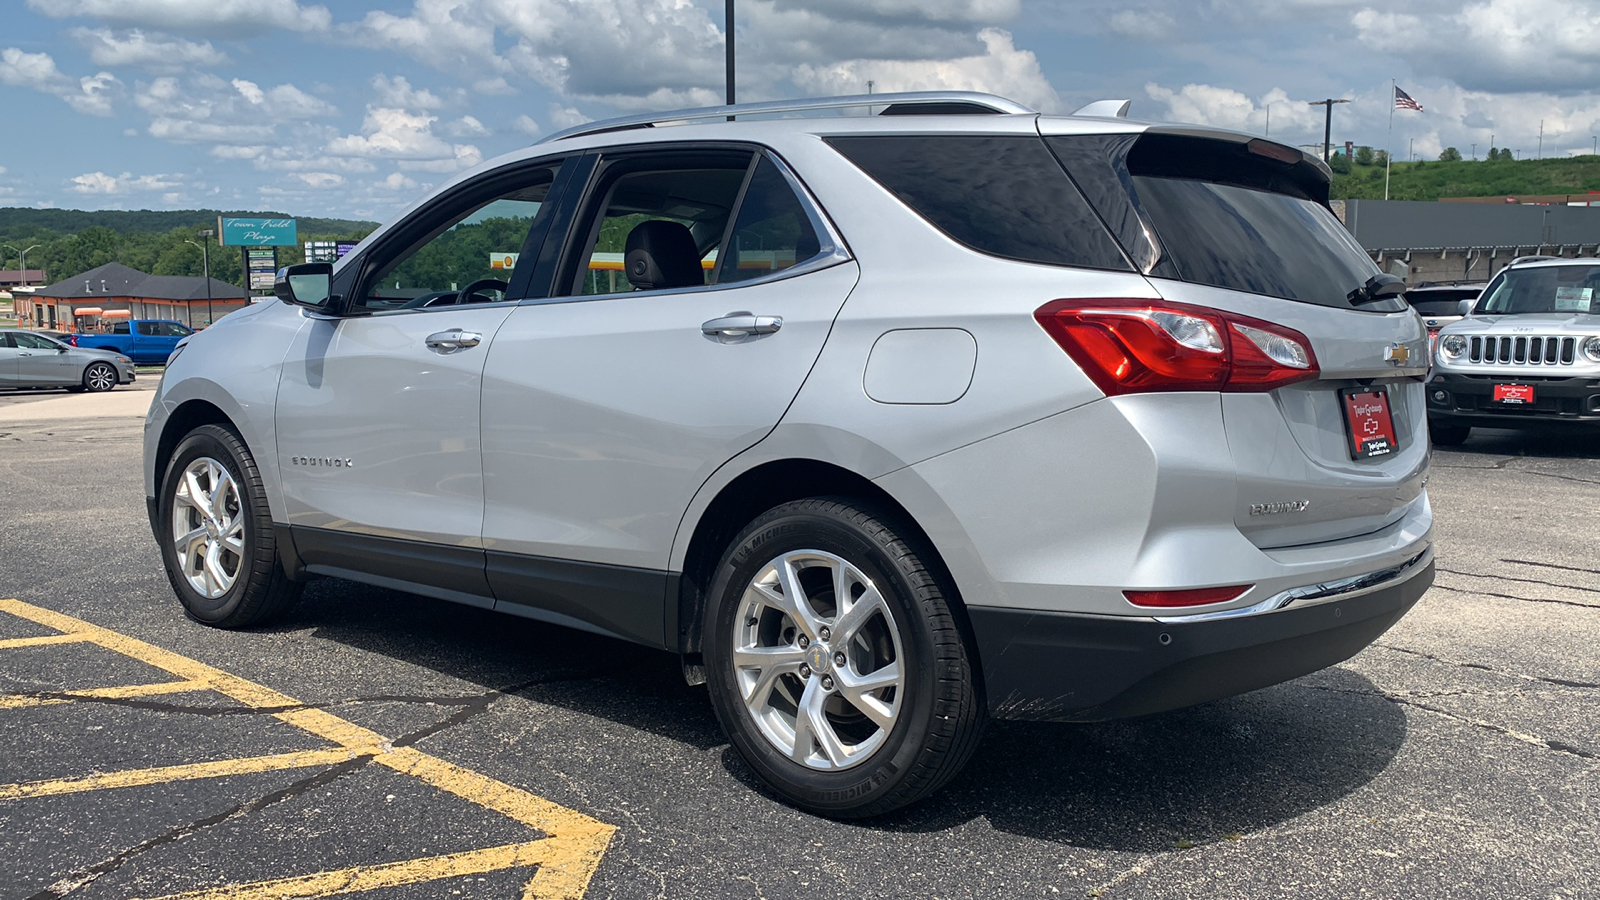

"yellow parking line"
[138,840,551,900]
[0,632,91,650]
[0,598,616,900]
[0,748,371,801]
[0,679,209,710]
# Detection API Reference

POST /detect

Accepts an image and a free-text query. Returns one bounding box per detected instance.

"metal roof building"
[17,262,248,330]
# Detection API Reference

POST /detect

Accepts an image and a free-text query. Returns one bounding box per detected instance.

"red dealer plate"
[1341,388,1399,459]
[1493,383,1535,404]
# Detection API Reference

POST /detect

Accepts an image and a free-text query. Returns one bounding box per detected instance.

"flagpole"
[1384,78,1394,200]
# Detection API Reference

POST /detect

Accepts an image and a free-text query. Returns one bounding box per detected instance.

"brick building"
[17,262,249,330]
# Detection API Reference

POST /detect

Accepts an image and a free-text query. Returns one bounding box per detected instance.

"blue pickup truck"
[71,319,194,365]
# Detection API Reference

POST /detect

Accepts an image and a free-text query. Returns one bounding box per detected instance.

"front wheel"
[703,498,986,817]
[83,362,118,392]
[157,424,301,627]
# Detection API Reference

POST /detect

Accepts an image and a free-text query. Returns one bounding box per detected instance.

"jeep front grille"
[1467,335,1577,366]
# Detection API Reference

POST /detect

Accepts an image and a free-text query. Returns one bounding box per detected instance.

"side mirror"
[274,263,335,310]
[1457,298,1474,316]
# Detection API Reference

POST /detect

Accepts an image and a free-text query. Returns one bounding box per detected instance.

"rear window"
[1406,288,1479,316]
[825,135,1130,271]
[1049,133,1401,312]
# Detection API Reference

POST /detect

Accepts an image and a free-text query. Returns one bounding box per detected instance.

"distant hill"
[0,207,377,242]
[1332,155,1600,202]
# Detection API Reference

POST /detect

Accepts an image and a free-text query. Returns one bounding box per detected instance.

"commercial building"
[16,262,249,330]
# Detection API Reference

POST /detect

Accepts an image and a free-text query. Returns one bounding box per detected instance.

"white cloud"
[1143,83,1325,135]
[371,74,444,110]
[0,48,123,116]
[1353,1,1600,94]
[510,113,542,136]
[793,28,1059,112]
[329,107,457,158]
[444,115,489,137]
[547,104,590,130]
[70,170,182,194]
[135,74,336,145]
[28,0,333,38]
[1105,9,1177,41]
[380,171,418,190]
[71,28,227,71]
[294,172,344,187]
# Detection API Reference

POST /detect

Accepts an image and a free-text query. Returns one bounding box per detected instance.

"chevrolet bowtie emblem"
[1384,343,1411,366]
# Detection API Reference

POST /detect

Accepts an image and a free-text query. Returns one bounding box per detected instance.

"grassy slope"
[1331,155,1600,201]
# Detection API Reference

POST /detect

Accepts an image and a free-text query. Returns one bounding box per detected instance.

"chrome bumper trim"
[1153,546,1433,625]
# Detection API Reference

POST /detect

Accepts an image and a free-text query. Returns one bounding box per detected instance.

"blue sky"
[2,0,1597,220]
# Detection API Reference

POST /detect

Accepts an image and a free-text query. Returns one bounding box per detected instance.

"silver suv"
[144,92,1435,817]
[1429,256,1600,443]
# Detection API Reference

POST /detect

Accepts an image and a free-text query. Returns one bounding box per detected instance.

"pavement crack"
[1375,643,1600,690]
[1302,685,1598,762]
[27,756,373,899]
[1436,567,1600,598]
[1429,583,1600,611]
[1433,455,1517,471]
[1502,558,1600,578]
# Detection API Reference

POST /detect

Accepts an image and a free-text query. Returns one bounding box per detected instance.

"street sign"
[219,217,298,246]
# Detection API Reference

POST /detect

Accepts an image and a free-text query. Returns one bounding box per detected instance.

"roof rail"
[537,91,1036,144]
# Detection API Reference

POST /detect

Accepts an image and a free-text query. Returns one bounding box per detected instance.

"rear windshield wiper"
[1348,273,1407,307]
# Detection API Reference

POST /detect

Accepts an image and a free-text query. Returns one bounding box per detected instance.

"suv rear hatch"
[1043,125,1429,548]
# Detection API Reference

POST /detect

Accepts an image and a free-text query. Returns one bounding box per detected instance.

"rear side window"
[826,135,1131,271]
[111,322,130,334]
[1049,133,1399,312]
[717,156,826,285]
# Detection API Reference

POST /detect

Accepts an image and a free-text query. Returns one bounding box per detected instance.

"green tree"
[1329,152,1352,174]
[1374,150,1390,166]
[1439,147,1462,162]
[1354,145,1375,166]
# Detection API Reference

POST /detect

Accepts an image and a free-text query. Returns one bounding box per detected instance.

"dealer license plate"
[1493,383,1535,405]
[1341,388,1399,460]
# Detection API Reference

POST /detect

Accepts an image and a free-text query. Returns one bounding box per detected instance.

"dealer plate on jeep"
[1493,383,1536,405]
[1341,388,1398,459]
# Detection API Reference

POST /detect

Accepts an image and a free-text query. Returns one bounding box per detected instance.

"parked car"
[71,319,194,365]
[32,329,75,343]
[0,329,135,391]
[1406,281,1485,353]
[1428,256,1600,444]
[144,91,1435,817]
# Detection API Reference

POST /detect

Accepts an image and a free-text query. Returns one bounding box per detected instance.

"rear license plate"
[1493,383,1535,404]
[1341,388,1399,459]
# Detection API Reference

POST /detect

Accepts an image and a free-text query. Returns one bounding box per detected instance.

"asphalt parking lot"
[1,394,1596,899]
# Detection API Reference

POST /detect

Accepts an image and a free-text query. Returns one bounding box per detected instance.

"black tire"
[1429,422,1470,446]
[157,424,301,628]
[703,498,986,817]
[82,362,118,393]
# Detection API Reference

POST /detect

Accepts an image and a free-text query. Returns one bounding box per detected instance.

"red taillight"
[1034,299,1319,395]
[1124,585,1252,608]
[69,335,79,346]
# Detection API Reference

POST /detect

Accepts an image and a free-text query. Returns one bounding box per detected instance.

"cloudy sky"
[1,0,1597,220]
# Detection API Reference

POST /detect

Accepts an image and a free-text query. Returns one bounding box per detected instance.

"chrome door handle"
[701,312,782,338]
[425,329,483,353]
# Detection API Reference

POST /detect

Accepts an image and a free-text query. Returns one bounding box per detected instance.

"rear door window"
[826,135,1130,271]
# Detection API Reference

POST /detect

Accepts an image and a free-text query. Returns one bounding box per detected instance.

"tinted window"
[718,157,826,285]
[826,135,1130,271]
[1134,177,1396,311]
[1477,265,1600,315]
[137,321,158,335]
[111,322,130,334]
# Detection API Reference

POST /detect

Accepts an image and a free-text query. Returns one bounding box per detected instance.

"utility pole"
[1471,143,1476,160]
[1307,98,1351,162]
[1409,137,1414,162]
[724,0,735,117]
[199,229,213,327]
[1537,120,1543,160]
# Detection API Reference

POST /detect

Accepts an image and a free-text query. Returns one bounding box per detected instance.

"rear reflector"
[1035,298,1320,395]
[1124,585,1252,608]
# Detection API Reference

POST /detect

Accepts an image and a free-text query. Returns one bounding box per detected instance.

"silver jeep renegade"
[145,92,1435,816]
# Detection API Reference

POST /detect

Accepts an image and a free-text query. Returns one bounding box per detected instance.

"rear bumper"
[1427,371,1600,426]
[968,552,1433,722]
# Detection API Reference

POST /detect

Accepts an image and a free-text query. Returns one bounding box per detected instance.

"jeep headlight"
[1439,334,1467,360]
[1582,336,1600,363]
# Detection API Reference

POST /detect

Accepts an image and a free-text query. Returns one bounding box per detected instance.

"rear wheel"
[83,362,118,392]
[703,498,985,817]
[1429,421,1470,446]
[157,424,301,627]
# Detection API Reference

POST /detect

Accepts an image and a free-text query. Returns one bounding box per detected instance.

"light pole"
[183,230,215,327]
[3,243,40,326]
[1593,135,1597,156]
[724,0,735,118]
[1306,98,1351,162]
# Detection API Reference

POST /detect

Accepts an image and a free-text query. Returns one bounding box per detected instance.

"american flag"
[1394,86,1423,112]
